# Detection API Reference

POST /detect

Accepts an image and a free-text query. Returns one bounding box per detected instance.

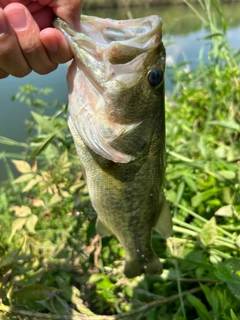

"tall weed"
[0,0,240,319]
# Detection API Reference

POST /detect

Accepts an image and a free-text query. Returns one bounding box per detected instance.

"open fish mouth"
[54,15,163,85]
[54,15,162,61]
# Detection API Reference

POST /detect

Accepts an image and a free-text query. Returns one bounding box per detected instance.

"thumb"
[52,0,81,31]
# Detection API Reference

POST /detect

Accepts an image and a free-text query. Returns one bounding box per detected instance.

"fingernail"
[0,9,7,35]
[7,8,28,31]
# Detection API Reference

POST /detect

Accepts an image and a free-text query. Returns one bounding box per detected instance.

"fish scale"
[54,15,172,278]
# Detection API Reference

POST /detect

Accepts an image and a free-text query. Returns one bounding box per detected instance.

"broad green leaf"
[214,259,240,284]
[176,181,185,203]
[43,143,59,160]
[214,268,235,283]
[22,175,42,192]
[13,173,34,184]
[187,293,212,320]
[230,309,239,320]
[31,198,45,207]
[31,111,55,134]
[217,170,236,180]
[88,274,104,284]
[69,180,85,193]
[183,175,197,192]
[236,235,240,248]
[37,296,72,315]
[48,193,62,206]
[58,150,68,165]
[124,286,134,298]
[213,289,228,314]
[26,214,38,234]
[199,217,217,246]
[31,111,65,140]
[9,218,27,240]
[199,283,212,307]
[177,258,215,273]
[59,189,70,198]
[223,187,235,205]
[191,187,221,207]
[215,205,237,218]
[208,120,240,132]
[12,284,58,310]
[167,169,192,180]
[179,249,203,271]
[29,133,55,159]
[11,160,32,173]
[224,259,240,300]
[41,170,51,181]
[214,145,226,158]
[10,205,31,217]
[210,289,219,317]
[96,276,114,290]
[0,248,20,269]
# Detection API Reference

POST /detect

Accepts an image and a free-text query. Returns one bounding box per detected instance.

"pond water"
[0,2,240,181]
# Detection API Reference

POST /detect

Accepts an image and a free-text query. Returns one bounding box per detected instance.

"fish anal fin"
[96,218,112,237]
[154,197,172,239]
[124,255,163,278]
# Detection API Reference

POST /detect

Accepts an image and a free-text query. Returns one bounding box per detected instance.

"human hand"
[0,0,81,78]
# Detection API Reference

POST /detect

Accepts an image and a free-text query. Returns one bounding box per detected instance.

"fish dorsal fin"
[154,197,172,239]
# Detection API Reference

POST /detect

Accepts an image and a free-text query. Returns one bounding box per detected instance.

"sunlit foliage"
[0,0,239,319]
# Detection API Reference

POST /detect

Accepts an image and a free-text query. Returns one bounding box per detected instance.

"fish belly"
[68,117,166,277]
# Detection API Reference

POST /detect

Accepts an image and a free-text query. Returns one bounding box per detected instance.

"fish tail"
[124,255,163,278]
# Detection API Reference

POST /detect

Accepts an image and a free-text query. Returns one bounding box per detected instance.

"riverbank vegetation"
[0,0,239,319]
[82,0,240,9]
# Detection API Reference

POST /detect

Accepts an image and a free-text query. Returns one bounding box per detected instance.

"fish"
[54,15,172,278]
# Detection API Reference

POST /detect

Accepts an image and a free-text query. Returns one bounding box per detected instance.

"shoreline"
[82,0,239,9]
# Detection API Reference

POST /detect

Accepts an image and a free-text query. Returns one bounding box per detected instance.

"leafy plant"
[0,0,240,319]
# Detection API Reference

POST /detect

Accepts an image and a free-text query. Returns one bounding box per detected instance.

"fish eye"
[147,68,163,87]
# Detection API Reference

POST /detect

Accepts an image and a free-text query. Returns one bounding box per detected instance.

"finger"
[0,67,9,79]
[0,8,31,77]
[40,28,73,64]
[5,3,58,75]
[28,4,54,30]
[49,0,82,31]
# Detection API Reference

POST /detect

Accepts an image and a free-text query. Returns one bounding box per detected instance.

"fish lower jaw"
[124,254,163,278]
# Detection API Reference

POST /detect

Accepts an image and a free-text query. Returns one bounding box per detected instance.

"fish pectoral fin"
[109,120,151,160]
[154,197,172,239]
[96,218,112,237]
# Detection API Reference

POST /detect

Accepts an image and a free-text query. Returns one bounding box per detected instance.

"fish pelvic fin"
[96,218,112,237]
[124,255,162,278]
[154,196,173,239]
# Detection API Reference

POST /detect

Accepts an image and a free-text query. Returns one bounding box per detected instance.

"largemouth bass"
[54,15,172,278]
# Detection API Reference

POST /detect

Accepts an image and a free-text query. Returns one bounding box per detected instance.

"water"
[1,3,240,181]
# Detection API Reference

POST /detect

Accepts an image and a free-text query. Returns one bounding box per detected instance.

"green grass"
[0,0,239,319]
